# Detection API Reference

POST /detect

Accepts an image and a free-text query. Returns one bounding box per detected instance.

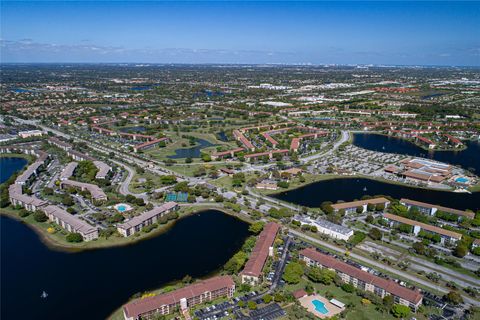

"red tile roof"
[124,276,234,319]
[300,248,423,305]
[241,222,280,278]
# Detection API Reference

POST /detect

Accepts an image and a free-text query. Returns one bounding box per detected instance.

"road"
[300,130,349,163]
[288,229,480,307]
[111,159,148,200]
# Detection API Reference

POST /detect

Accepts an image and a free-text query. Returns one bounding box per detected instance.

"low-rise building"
[61,180,107,203]
[60,162,78,180]
[295,215,353,241]
[299,248,423,311]
[133,138,168,152]
[18,130,44,138]
[331,197,390,214]
[400,198,474,220]
[240,222,280,284]
[93,160,111,179]
[42,205,98,241]
[383,213,462,245]
[123,276,235,320]
[117,202,178,236]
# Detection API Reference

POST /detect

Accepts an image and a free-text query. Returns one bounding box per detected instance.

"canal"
[272,177,480,211]
[352,133,480,174]
[0,211,250,320]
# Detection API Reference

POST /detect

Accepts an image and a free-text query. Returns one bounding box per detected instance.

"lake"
[0,157,28,183]
[0,210,250,320]
[168,138,215,159]
[272,177,480,211]
[352,133,480,173]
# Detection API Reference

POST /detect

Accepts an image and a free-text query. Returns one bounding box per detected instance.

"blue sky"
[1,1,479,65]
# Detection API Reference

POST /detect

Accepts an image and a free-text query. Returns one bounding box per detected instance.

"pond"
[167,138,215,159]
[0,210,250,320]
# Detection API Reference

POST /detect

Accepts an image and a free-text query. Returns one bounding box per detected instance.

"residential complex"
[299,248,423,311]
[240,222,280,284]
[400,198,474,220]
[331,197,390,214]
[117,202,179,236]
[383,213,463,245]
[123,275,235,320]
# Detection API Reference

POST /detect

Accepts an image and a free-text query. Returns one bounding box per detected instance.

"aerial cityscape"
[1,1,479,320]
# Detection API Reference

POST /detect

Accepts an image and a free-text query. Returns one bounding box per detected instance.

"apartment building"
[240,222,280,284]
[383,213,462,245]
[399,198,474,220]
[42,205,98,241]
[299,248,423,311]
[123,276,235,320]
[61,179,107,203]
[117,202,178,236]
[331,197,390,214]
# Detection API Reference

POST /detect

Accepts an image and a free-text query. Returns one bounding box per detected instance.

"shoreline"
[0,205,252,253]
[263,173,476,197]
[353,131,470,153]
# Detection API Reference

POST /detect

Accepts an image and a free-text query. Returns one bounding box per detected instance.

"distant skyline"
[1,1,479,66]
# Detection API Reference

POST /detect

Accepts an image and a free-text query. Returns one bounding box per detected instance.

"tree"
[247,301,257,310]
[412,242,426,255]
[282,262,304,284]
[391,304,410,318]
[62,195,74,206]
[33,211,48,222]
[248,221,265,234]
[341,283,355,293]
[182,275,192,284]
[366,214,374,224]
[263,294,273,304]
[356,206,363,214]
[368,227,382,240]
[43,187,53,195]
[383,295,394,308]
[453,243,468,258]
[66,233,83,243]
[444,291,464,305]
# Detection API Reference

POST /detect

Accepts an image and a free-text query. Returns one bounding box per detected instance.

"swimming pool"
[456,177,469,183]
[114,203,132,213]
[312,299,329,315]
[117,205,127,212]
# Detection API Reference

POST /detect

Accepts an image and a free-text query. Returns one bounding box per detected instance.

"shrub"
[66,233,83,243]
[33,211,48,222]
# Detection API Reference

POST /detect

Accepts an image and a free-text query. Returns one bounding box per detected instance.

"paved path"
[288,229,480,307]
[300,130,349,163]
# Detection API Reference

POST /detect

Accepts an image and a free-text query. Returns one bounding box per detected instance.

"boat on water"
[40,291,48,299]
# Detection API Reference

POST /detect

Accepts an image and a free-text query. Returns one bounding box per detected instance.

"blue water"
[0,157,28,183]
[117,205,127,212]
[312,299,329,315]
[456,177,469,183]
[167,138,215,159]
[353,133,480,173]
[217,131,228,142]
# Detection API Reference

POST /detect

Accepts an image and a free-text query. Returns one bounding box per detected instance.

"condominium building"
[294,215,353,241]
[61,180,107,203]
[93,160,111,179]
[383,213,462,245]
[9,184,47,211]
[117,202,178,236]
[67,149,95,161]
[240,222,280,284]
[42,205,98,241]
[299,248,423,311]
[60,162,78,180]
[331,197,390,214]
[123,276,235,320]
[399,198,474,220]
